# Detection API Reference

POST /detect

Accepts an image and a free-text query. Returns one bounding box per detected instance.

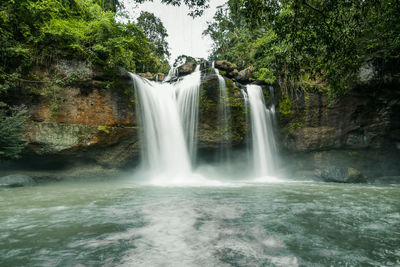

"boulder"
[236,66,256,83]
[215,60,237,73]
[178,62,196,76]
[0,174,35,187]
[138,72,154,80]
[137,72,165,81]
[315,166,367,183]
[228,69,239,78]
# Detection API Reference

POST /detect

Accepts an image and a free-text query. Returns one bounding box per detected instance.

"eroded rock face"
[7,59,399,180]
[279,90,400,152]
[198,71,247,149]
[15,61,141,169]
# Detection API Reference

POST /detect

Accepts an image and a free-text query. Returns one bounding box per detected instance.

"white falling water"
[131,67,223,186]
[163,66,179,82]
[176,65,201,163]
[241,89,251,165]
[213,64,232,162]
[132,74,191,179]
[246,84,278,178]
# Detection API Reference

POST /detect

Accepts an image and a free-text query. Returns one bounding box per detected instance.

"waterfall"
[176,65,201,163]
[131,61,280,184]
[213,63,232,162]
[131,66,203,184]
[164,66,179,82]
[246,84,278,177]
[241,89,251,165]
[132,74,191,178]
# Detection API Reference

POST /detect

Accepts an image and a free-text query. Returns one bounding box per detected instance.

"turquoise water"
[1,179,399,266]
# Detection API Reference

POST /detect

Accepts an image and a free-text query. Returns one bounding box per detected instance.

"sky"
[120,0,227,64]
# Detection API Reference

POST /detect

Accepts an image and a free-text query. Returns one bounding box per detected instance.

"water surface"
[1,179,399,266]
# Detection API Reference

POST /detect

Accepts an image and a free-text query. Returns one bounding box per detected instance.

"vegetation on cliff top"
[204,0,400,99]
[0,0,173,159]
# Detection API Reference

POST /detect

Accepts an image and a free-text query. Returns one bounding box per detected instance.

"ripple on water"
[0,181,399,266]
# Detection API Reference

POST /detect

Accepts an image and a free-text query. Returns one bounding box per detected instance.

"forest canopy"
[204,0,400,99]
[0,0,172,159]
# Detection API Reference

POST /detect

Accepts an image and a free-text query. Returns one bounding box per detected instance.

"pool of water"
[1,178,399,266]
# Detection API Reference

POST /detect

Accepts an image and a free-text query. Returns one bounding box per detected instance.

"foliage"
[137,11,170,59]
[173,55,197,67]
[132,0,209,17]
[278,96,292,116]
[204,0,400,100]
[136,11,170,72]
[0,0,172,158]
[0,105,29,160]
[0,0,169,85]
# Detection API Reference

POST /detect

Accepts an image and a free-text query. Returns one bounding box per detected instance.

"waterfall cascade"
[131,67,202,184]
[241,89,251,164]
[246,84,278,177]
[132,74,191,177]
[163,66,179,82]
[176,65,201,163]
[131,63,280,185]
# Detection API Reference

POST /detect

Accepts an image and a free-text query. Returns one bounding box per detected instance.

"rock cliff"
[2,59,399,181]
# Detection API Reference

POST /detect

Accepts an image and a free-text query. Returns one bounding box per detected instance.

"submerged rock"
[0,174,35,187]
[372,176,400,184]
[315,167,367,183]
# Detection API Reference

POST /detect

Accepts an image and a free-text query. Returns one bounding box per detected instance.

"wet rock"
[138,72,164,81]
[155,73,165,81]
[25,122,139,168]
[372,176,400,184]
[178,62,196,76]
[0,174,35,187]
[315,167,367,183]
[138,72,154,80]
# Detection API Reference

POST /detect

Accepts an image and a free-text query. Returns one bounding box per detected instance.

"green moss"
[279,96,292,116]
[97,125,110,134]
[287,122,302,134]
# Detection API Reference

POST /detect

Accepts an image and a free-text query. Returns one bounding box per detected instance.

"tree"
[133,0,210,17]
[204,0,400,99]
[136,11,170,59]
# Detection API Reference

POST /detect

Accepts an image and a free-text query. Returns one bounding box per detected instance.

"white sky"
[120,0,227,64]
